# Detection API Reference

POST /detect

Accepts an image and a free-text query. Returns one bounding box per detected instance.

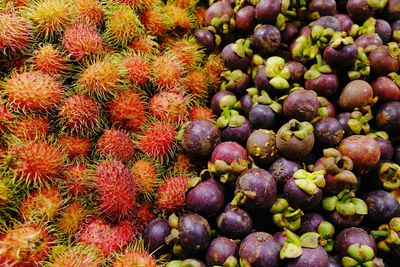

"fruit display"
[0,0,399,266]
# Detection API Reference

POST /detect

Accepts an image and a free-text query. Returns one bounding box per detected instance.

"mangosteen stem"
[371,230,390,239]
[230,191,246,206]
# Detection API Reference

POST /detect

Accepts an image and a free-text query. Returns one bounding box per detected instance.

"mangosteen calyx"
[292,169,326,195]
[388,72,400,87]
[322,189,368,217]
[341,243,376,267]
[317,221,335,252]
[378,162,400,190]
[270,197,304,231]
[348,47,370,80]
[347,110,373,135]
[304,54,333,81]
[265,56,291,90]
[310,24,335,49]
[371,217,400,253]
[291,35,319,63]
[220,69,245,91]
[207,159,248,184]
[216,109,246,129]
[231,38,253,58]
[280,119,314,142]
[248,87,282,114]
[280,229,320,260]
[388,42,400,59]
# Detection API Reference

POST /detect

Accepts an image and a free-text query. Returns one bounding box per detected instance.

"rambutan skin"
[3,71,63,113]
[0,104,13,132]
[0,12,33,54]
[166,37,203,70]
[70,0,104,26]
[141,6,171,37]
[113,250,157,267]
[0,224,52,266]
[151,54,184,90]
[128,35,158,55]
[182,68,210,98]
[156,175,190,213]
[79,217,137,257]
[108,89,146,132]
[122,54,151,87]
[57,201,87,236]
[32,44,68,76]
[149,91,189,123]
[63,163,92,196]
[58,135,91,160]
[49,243,103,267]
[12,115,49,141]
[96,129,136,162]
[136,202,156,226]
[137,121,177,163]
[131,159,158,195]
[58,94,103,136]
[189,106,215,121]
[94,160,137,218]
[63,23,104,61]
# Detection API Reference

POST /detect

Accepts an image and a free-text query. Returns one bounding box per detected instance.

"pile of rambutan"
[0,0,219,265]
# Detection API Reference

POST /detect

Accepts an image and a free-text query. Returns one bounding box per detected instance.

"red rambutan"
[19,187,63,222]
[49,243,103,267]
[58,134,91,159]
[3,71,63,113]
[121,53,151,87]
[141,5,171,37]
[171,153,195,175]
[0,12,33,54]
[57,201,87,236]
[63,22,105,61]
[62,163,93,196]
[113,249,157,267]
[70,0,104,26]
[136,202,156,226]
[156,175,190,213]
[79,217,138,257]
[5,140,65,185]
[137,121,177,163]
[149,91,189,123]
[0,224,53,266]
[94,160,137,218]
[182,68,210,98]
[96,129,136,162]
[12,115,49,141]
[151,54,184,90]
[0,103,13,133]
[32,44,68,76]
[131,158,160,197]
[189,105,215,121]
[58,94,103,136]
[108,89,146,132]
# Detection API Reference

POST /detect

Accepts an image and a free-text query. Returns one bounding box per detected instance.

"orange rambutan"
[131,157,160,197]
[171,153,195,175]
[136,202,156,226]
[141,4,172,37]
[182,68,210,98]
[57,201,87,236]
[164,3,193,34]
[149,91,190,123]
[0,11,33,54]
[0,103,13,133]
[48,243,103,267]
[62,163,93,196]
[156,175,190,213]
[121,53,151,87]
[166,36,203,70]
[205,54,225,90]
[96,129,136,162]
[32,44,68,76]
[58,134,91,160]
[12,115,49,140]
[151,54,185,90]
[128,34,158,55]
[70,0,104,26]
[189,105,215,121]
[113,248,157,267]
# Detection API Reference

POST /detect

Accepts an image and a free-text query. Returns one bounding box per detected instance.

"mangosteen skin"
[314,117,344,147]
[194,28,215,53]
[313,16,341,31]
[339,80,374,111]
[221,43,250,71]
[205,237,238,266]
[178,213,211,254]
[143,219,171,254]
[251,24,281,55]
[216,204,253,240]
[298,212,326,234]
[236,6,256,34]
[371,76,400,102]
[375,19,392,44]
[249,104,276,130]
[284,178,323,210]
[285,61,306,83]
[182,120,221,161]
[205,1,234,26]
[337,112,353,137]
[323,43,358,68]
[283,90,320,121]
[255,0,281,24]
[281,23,299,45]
[375,137,394,160]
[369,46,399,76]
[246,130,278,167]
[254,65,273,92]
[376,101,400,135]
[210,91,236,115]
[329,212,364,228]
[186,179,225,217]
[305,73,339,96]
[269,157,302,187]
[364,190,400,225]
[355,33,383,49]
[309,0,337,17]
[394,146,400,165]
[239,232,280,267]
[240,94,253,116]
[335,227,377,257]
[210,141,247,165]
[221,118,252,146]
[346,0,374,22]
[284,246,329,267]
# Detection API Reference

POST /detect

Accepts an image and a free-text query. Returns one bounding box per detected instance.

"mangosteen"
[335,14,354,33]
[166,259,206,267]
[218,113,252,145]
[376,161,400,191]
[194,28,216,53]
[270,198,304,231]
[204,0,235,34]
[216,204,253,240]
[371,76,400,102]
[285,61,306,83]
[376,19,392,44]
[281,23,299,45]
[392,20,400,42]
[290,34,319,63]
[255,0,282,24]
[283,89,320,121]
[239,93,253,116]
[369,43,399,76]
[264,56,291,91]
[276,119,315,161]
[346,0,378,22]
[251,24,281,56]
[323,36,358,67]
[339,80,375,111]
[246,129,278,166]
[368,132,394,161]
[376,101,400,135]
[298,213,335,252]
[205,237,238,267]
[385,0,400,21]
[313,16,342,32]
[371,217,400,259]
[220,69,251,96]
[309,0,337,18]
[181,120,221,161]
[143,218,171,254]
[249,104,277,130]
[235,6,256,35]
[269,157,302,187]
[221,39,252,71]
[354,33,383,50]
[232,167,277,211]
[186,178,224,217]
[364,190,400,225]
[253,65,273,92]
[314,118,344,147]
[210,91,237,116]
[239,232,280,267]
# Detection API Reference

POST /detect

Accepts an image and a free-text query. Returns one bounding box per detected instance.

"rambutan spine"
[31,43,69,76]
[0,11,33,54]
[95,128,136,162]
[156,175,190,213]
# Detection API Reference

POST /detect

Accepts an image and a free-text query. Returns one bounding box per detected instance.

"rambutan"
[164,4,193,34]
[70,0,104,26]
[0,224,53,266]
[62,163,93,196]
[166,36,203,70]
[79,217,138,257]
[5,140,65,185]
[156,175,190,213]
[182,68,210,98]
[170,153,195,175]
[141,5,172,37]
[62,22,104,61]
[58,134,91,160]
[0,178,13,207]
[57,201,87,236]
[104,4,143,47]
[32,44,68,76]
[0,12,33,54]
[205,55,225,90]
[149,91,189,123]
[136,202,156,226]
[0,103,13,133]
[76,58,122,98]
[113,249,157,267]
[113,0,156,9]
[25,0,72,40]
[94,160,137,218]
[137,121,177,163]
[57,94,103,136]
[189,105,214,121]
[12,115,49,140]
[131,158,160,197]
[48,243,103,267]
[121,53,151,87]
[128,34,158,55]
[108,89,146,132]
[19,187,63,222]
[96,129,136,162]
[151,54,184,90]
[3,70,63,113]
[7,0,29,7]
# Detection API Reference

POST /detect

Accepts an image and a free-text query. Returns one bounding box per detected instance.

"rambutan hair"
[47,242,103,266]
[70,0,104,26]
[12,115,50,141]
[165,36,204,70]
[140,4,172,37]
[156,175,190,213]
[148,91,190,123]
[56,201,87,237]
[0,12,33,54]
[121,52,152,87]
[58,134,91,160]
[95,128,136,162]
[151,53,185,91]
[31,44,69,76]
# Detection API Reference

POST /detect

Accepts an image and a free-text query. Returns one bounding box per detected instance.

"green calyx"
[388,42,400,59]
[271,198,304,231]
[378,162,400,191]
[231,38,253,58]
[208,159,248,183]
[330,32,355,49]
[388,72,400,87]
[230,190,257,206]
[347,111,373,135]
[280,229,321,259]
[166,259,205,267]
[367,0,388,11]
[293,169,326,195]
[304,54,332,80]
[348,47,370,80]
[371,217,400,252]
[280,119,314,142]
[265,56,291,90]
[210,16,236,35]
[220,70,244,91]
[322,190,368,216]
[216,109,246,128]
[291,35,319,63]
[342,244,375,267]
[311,24,335,49]
[317,221,335,252]
[367,131,389,141]
[249,88,283,114]
[319,148,354,173]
